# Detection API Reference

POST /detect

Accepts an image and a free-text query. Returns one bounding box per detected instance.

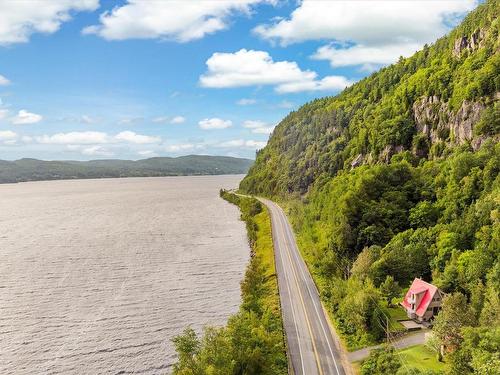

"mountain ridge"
[239,1,500,371]
[0,155,253,183]
[241,0,499,195]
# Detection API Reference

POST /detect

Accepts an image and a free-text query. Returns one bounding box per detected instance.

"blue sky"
[0,0,477,160]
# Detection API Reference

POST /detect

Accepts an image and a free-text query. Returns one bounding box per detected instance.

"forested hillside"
[241,1,499,374]
[0,155,253,183]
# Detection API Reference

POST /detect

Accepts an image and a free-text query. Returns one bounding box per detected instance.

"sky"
[0,0,478,161]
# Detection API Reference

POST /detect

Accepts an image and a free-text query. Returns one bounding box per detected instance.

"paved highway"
[258,198,347,375]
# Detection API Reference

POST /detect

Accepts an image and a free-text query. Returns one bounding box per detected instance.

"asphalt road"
[259,198,346,375]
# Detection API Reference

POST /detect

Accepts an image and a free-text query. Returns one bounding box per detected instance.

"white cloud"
[199,117,232,130]
[115,131,161,144]
[83,0,273,42]
[254,0,476,68]
[11,109,42,125]
[242,120,266,129]
[200,49,351,93]
[312,42,423,69]
[80,115,96,124]
[36,131,109,145]
[0,74,10,85]
[152,115,184,124]
[237,98,257,105]
[200,49,315,88]
[0,130,18,143]
[243,120,275,135]
[81,145,114,157]
[152,116,168,123]
[244,140,267,149]
[218,139,267,149]
[137,150,157,157]
[276,75,353,94]
[35,130,162,146]
[0,0,99,45]
[170,116,186,124]
[118,116,143,125]
[0,108,9,119]
[165,143,205,153]
[252,126,275,135]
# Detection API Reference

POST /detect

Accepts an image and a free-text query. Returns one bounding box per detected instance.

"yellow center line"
[275,205,324,375]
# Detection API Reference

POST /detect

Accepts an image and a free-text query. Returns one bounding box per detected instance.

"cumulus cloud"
[243,120,275,135]
[254,0,476,68]
[0,108,9,120]
[152,115,185,124]
[80,115,96,124]
[115,131,161,144]
[35,130,162,146]
[0,0,99,45]
[200,49,314,88]
[165,143,205,153]
[312,42,424,70]
[252,126,275,135]
[81,145,114,157]
[237,98,257,105]
[36,131,109,145]
[218,139,267,149]
[0,130,18,144]
[243,120,266,129]
[118,116,143,125]
[83,0,273,42]
[200,49,352,93]
[11,109,42,125]
[276,75,353,94]
[137,150,157,157]
[152,116,168,124]
[0,74,10,85]
[199,117,233,130]
[170,116,186,124]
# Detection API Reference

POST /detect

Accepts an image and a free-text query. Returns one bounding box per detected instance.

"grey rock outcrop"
[453,28,485,57]
[412,96,485,147]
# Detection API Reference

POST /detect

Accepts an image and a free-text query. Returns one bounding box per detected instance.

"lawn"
[396,344,444,372]
[385,305,407,332]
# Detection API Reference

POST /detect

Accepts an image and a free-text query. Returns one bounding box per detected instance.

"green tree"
[433,293,475,353]
[172,327,202,375]
[379,275,402,306]
[361,346,402,375]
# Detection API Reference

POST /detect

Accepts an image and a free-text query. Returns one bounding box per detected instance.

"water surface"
[0,176,249,374]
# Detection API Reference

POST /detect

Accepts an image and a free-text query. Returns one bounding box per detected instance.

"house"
[401,278,444,322]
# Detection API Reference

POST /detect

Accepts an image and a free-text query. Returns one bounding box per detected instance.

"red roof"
[402,278,439,317]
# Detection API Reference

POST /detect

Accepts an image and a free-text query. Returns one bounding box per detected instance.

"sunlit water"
[0,176,249,374]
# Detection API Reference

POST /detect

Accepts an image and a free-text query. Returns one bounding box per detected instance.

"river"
[0,175,249,374]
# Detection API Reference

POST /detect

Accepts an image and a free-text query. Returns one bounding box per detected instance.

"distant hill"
[0,155,253,183]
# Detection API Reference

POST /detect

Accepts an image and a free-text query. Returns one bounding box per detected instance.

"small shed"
[401,278,444,322]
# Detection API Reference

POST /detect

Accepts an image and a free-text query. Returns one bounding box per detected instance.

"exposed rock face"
[379,145,404,163]
[453,28,485,57]
[412,96,485,147]
[351,154,363,168]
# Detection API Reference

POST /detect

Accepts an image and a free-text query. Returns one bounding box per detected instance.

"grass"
[397,344,444,372]
[253,207,282,314]
[385,305,408,332]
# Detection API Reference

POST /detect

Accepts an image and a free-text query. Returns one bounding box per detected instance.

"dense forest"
[0,155,253,183]
[172,192,287,375]
[241,1,499,374]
